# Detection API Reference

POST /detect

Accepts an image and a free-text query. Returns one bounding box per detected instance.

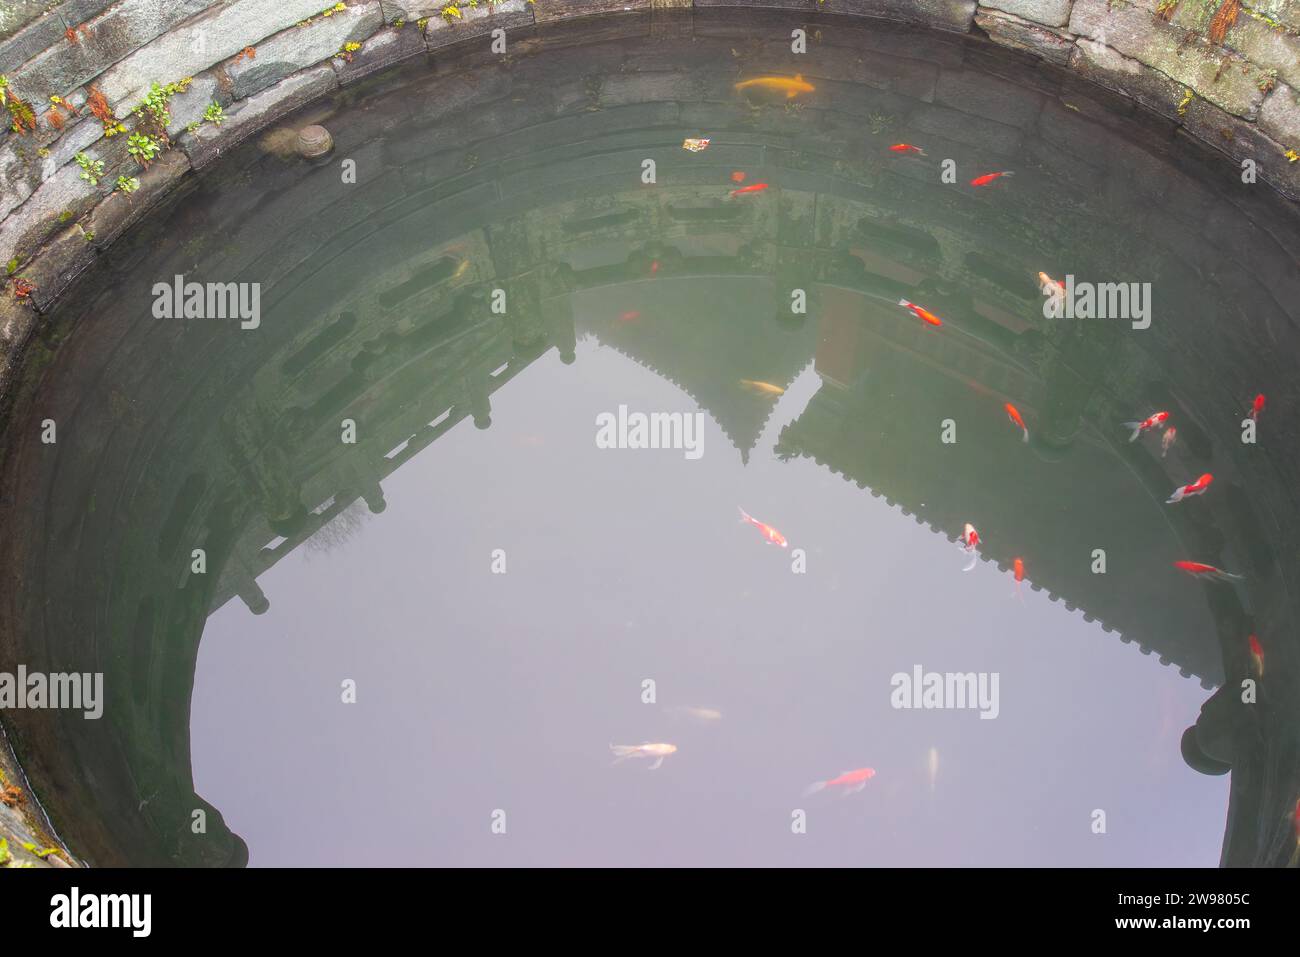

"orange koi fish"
[1013,557,1025,602]
[1174,561,1244,584]
[1167,473,1213,504]
[738,506,788,548]
[650,259,660,276]
[731,182,769,196]
[740,379,785,397]
[898,299,943,327]
[618,310,641,323]
[889,143,925,155]
[1249,393,1265,421]
[731,170,746,183]
[804,767,875,796]
[610,742,677,770]
[1161,427,1178,458]
[1248,634,1264,677]
[970,171,1014,186]
[1004,403,1029,443]
[1122,411,1169,442]
[734,74,815,98]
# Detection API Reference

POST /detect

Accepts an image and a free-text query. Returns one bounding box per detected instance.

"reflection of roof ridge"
[789,444,1211,688]
[593,337,783,457]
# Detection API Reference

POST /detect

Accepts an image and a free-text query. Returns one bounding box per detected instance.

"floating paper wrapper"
[682,138,710,152]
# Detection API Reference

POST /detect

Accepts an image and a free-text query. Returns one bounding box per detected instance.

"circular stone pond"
[0,8,1298,867]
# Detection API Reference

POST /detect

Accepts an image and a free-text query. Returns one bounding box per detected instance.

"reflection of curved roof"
[575,277,815,463]
[775,285,1224,687]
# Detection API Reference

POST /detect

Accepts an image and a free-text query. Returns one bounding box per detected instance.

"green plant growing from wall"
[203,101,225,125]
[127,132,162,166]
[75,152,105,185]
[134,78,192,135]
[116,175,140,194]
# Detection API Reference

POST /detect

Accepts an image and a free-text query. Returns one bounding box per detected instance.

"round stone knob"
[296,125,333,159]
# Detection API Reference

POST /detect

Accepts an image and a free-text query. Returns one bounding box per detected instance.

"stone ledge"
[423,0,533,48]
[978,0,1072,29]
[331,22,430,85]
[975,8,1075,65]
[180,63,340,169]
[1069,0,1268,118]
[227,0,384,100]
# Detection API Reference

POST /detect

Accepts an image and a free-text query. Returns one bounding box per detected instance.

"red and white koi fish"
[889,143,925,155]
[970,171,1014,187]
[730,182,769,197]
[1174,560,1244,584]
[1037,271,1065,296]
[1004,402,1029,443]
[1248,634,1264,677]
[610,742,677,770]
[738,506,788,548]
[1122,411,1169,442]
[898,299,943,327]
[1249,393,1265,421]
[960,522,980,571]
[1161,427,1177,458]
[803,767,875,796]
[1167,473,1213,504]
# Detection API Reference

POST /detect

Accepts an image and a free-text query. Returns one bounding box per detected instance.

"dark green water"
[1,11,1297,867]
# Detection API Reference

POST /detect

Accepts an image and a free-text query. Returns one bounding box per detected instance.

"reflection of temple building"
[776,286,1223,686]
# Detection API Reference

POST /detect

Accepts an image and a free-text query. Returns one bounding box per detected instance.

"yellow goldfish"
[739,379,785,397]
[734,74,815,98]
